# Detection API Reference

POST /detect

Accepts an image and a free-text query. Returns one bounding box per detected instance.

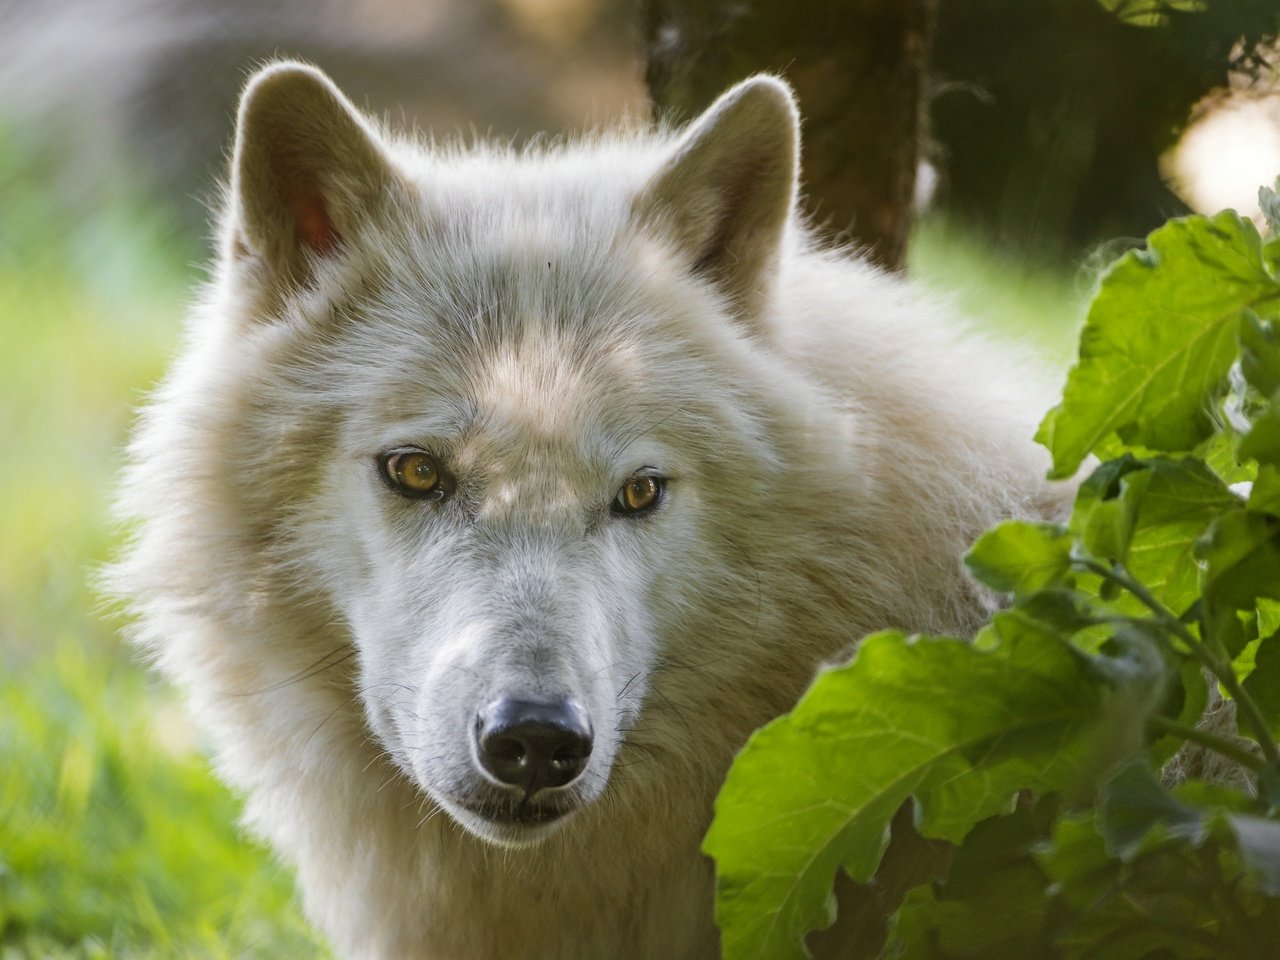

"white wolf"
[113,61,1069,959]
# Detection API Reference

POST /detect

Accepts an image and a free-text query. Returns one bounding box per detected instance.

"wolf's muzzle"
[475,697,593,796]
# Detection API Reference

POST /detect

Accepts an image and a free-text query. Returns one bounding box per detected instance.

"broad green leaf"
[1209,604,1253,661]
[1235,634,1263,684]
[1239,394,1280,468]
[1240,311,1280,396]
[1099,763,1280,896]
[1121,460,1240,615]
[704,626,1161,960]
[1037,212,1280,478]
[1202,429,1256,484]
[1250,465,1280,514]
[1242,632,1280,738]
[1036,813,1219,960]
[1034,814,1116,912]
[963,521,1071,596]
[1259,599,1280,637]
[1068,457,1239,614]
[888,803,1057,960]
[1070,456,1145,561]
[1197,511,1280,609]
[1091,432,1256,484]
[1006,588,1106,638]
[1097,761,1206,858]
[1039,799,1280,959]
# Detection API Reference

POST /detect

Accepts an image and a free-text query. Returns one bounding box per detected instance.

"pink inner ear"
[288,184,340,255]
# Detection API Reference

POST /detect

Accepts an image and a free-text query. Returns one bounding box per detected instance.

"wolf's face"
[222,65,798,846]
[329,328,686,846]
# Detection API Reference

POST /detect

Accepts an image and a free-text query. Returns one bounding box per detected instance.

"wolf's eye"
[612,475,664,516]
[379,449,451,501]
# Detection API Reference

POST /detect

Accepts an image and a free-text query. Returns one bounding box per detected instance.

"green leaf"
[1202,429,1256,485]
[1230,814,1280,895]
[704,626,1162,960]
[1259,599,1280,637]
[963,521,1072,596]
[1038,794,1280,959]
[1197,511,1280,610]
[1037,212,1280,478]
[1239,395,1280,468]
[1101,764,1280,897]
[1210,603,1253,661]
[1097,761,1206,858]
[1250,465,1280,515]
[1242,632,1280,738]
[888,803,1058,960]
[1150,660,1209,766]
[1095,0,1206,27]
[1261,180,1280,238]
[1034,814,1115,912]
[1069,457,1240,614]
[1123,460,1241,615]
[1070,456,1145,562]
[1240,311,1280,397]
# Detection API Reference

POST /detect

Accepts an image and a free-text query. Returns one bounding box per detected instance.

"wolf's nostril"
[485,735,527,764]
[476,697,593,794]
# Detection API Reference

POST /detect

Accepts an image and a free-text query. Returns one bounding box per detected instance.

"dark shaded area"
[640,0,1278,263]
[931,0,1279,256]
[806,801,954,960]
[642,0,936,271]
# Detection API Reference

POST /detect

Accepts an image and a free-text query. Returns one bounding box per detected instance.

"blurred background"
[0,0,1276,956]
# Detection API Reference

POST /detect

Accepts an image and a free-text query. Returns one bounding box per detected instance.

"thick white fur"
[112,62,1071,959]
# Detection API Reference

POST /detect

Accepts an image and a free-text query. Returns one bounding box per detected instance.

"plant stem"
[1075,557,1280,769]
[1146,715,1265,772]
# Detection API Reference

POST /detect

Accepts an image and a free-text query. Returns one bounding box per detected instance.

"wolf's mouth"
[455,796,572,827]
[438,792,583,848]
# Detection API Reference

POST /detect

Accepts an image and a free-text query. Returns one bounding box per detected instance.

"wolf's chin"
[440,797,577,849]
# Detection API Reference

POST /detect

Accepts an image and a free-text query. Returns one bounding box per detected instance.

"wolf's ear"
[635,75,799,328]
[230,62,393,288]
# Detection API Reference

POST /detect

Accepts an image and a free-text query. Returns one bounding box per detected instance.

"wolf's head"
[171,63,805,847]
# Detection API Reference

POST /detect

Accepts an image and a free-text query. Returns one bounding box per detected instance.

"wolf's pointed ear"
[635,76,799,329]
[230,62,393,288]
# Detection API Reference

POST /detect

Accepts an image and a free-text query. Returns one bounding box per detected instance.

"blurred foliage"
[0,125,329,958]
[932,0,1279,256]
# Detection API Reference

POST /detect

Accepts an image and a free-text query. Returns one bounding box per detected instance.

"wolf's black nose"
[476,698,593,794]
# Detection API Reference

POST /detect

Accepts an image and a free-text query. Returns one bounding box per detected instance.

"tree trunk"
[641,0,936,272]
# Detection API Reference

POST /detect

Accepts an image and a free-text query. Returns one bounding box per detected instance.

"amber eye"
[380,449,450,501]
[612,474,664,516]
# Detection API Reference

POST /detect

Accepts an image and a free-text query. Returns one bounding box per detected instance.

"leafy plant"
[704,187,1280,959]
[1095,0,1208,29]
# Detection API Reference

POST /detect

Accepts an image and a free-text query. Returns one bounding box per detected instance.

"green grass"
[910,214,1086,363]
[0,121,1088,958]
[0,646,323,959]
[0,126,329,958]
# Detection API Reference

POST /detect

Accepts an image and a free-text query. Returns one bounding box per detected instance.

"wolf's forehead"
[369,229,667,429]
[447,333,664,477]
[336,206,698,463]
[339,315,667,466]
